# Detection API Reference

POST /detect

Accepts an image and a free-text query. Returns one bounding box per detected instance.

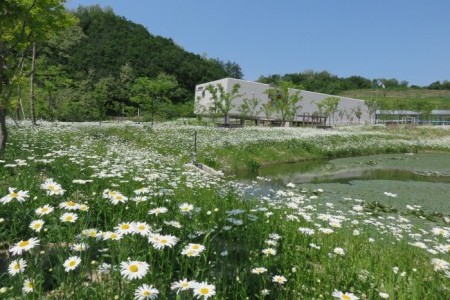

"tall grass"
[0,121,448,299]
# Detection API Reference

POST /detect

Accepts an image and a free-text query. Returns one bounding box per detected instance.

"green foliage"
[204,83,242,124]
[62,5,238,104]
[6,4,243,123]
[261,101,275,119]
[264,81,302,124]
[237,96,261,119]
[0,0,75,104]
[131,73,178,124]
[316,96,340,126]
[259,71,450,96]
[428,80,450,90]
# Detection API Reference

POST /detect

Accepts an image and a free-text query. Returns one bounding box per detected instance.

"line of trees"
[199,81,368,127]
[198,81,438,127]
[258,71,449,95]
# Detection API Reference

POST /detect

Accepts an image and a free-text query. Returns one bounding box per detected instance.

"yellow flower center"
[192,244,200,249]
[42,207,49,212]
[129,265,139,272]
[69,261,76,267]
[143,291,151,296]
[13,264,20,270]
[200,288,209,295]
[67,201,76,206]
[19,240,30,248]
[121,224,130,230]
[138,225,145,230]
[160,239,168,244]
[66,216,73,221]
[10,192,19,198]
[342,295,351,300]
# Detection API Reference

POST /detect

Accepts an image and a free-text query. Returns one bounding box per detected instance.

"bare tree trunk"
[0,108,7,151]
[0,60,7,150]
[0,45,7,151]
[224,114,230,125]
[14,56,26,123]
[30,42,37,126]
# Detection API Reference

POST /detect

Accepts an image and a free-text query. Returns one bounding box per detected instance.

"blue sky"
[65,0,450,86]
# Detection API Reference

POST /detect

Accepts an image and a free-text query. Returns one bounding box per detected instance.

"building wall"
[195,78,370,125]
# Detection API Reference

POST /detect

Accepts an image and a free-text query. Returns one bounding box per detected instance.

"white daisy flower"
[8,258,27,276]
[171,278,196,294]
[63,256,81,272]
[10,238,40,256]
[193,281,216,299]
[120,260,150,280]
[272,275,287,284]
[134,284,159,300]
[29,219,45,232]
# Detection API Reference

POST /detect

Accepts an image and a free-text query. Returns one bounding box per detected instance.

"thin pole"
[194,130,197,154]
[192,130,198,165]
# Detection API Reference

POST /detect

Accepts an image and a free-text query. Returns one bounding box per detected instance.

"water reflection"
[236,159,450,186]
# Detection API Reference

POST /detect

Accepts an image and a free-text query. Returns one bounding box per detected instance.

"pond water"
[236,153,450,216]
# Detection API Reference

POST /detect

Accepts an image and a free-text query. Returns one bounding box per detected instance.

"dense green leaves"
[0,0,74,149]
[131,73,178,125]
[316,96,340,126]
[64,5,235,104]
[204,83,242,124]
[264,81,302,124]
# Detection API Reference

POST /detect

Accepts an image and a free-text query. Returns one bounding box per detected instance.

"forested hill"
[52,5,241,103]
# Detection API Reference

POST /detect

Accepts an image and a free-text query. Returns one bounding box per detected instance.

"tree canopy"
[58,5,242,104]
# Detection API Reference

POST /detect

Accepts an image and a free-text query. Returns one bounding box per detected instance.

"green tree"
[412,99,433,124]
[131,73,178,126]
[117,63,135,102]
[316,96,340,126]
[0,0,75,149]
[264,81,302,126]
[365,97,380,124]
[237,95,260,120]
[204,83,241,125]
[221,60,243,79]
[351,106,363,124]
[93,76,117,123]
[261,102,275,120]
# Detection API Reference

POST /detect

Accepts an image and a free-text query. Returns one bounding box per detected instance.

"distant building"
[376,110,450,125]
[194,78,370,126]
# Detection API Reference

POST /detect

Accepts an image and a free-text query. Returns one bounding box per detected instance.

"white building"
[194,78,370,126]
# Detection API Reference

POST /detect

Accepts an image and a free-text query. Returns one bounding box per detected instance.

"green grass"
[0,122,448,299]
[341,88,450,109]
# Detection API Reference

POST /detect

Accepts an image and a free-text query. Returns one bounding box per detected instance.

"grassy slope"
[197,126,450,174]
[340,89,450,109]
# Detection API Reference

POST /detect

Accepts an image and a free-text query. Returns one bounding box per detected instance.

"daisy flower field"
[0,121,448,299]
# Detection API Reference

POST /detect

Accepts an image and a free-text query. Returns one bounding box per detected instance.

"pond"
[236,153,450,216]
